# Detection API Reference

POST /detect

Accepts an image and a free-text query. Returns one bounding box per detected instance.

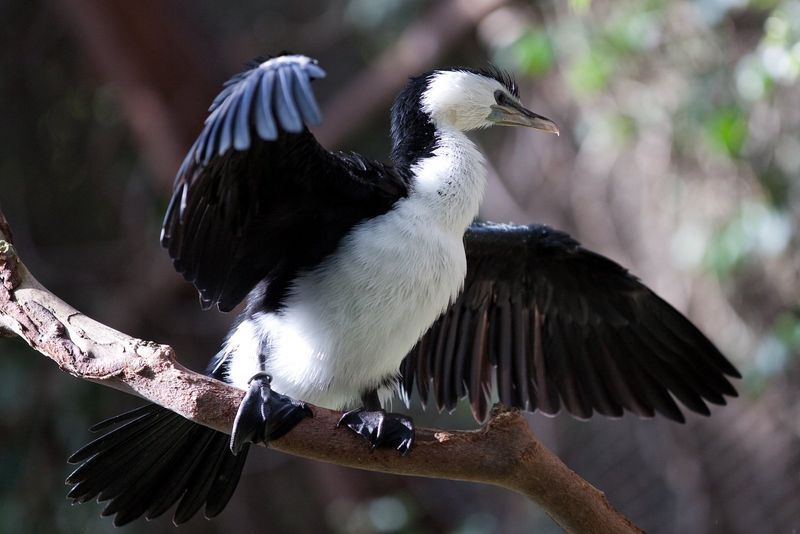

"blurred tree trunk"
[53,0,223,191]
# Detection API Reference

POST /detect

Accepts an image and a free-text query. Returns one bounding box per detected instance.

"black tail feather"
[66,404,249,526]
[87,404,161,432]
[67,412,189,504]
[68,405,169,464]
[96,421,197,524]
[173,434,232,524]
[142,429,218,521]
[204,444,249,518]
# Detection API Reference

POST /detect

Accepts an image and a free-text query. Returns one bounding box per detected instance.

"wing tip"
[194,53,326,161]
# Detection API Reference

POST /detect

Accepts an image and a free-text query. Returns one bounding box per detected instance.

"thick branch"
[0,217,642,534]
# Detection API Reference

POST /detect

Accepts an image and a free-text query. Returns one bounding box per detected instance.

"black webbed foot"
[337,409,415,454]
[230,372,311,454]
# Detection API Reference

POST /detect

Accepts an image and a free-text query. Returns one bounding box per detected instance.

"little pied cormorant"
[65,54,740,526]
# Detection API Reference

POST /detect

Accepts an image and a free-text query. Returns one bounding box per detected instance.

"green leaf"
[570,0,592,14]
[567,52,614,94]
[704,107,748,157]
[512,31,554,77]
[703,202,791,275]
[773,311,800,352]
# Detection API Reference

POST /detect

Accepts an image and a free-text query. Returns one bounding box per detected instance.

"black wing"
[401,222,741,423]
[162,54,407,312]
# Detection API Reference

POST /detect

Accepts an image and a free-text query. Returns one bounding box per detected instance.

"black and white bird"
[66,54,740,526]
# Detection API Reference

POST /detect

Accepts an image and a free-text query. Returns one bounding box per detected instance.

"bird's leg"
[230,367,312,455]
[337,390,415,454]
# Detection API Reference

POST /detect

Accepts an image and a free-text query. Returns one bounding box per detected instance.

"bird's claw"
[230,372,312,454]
[337,409,415,454]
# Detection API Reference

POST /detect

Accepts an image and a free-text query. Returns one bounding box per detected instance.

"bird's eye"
[494,90,507,105]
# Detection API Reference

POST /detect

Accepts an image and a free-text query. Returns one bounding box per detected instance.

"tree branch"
[0,213,643,534]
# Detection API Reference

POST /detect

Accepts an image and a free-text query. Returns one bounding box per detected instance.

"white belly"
[224,125,487,409]
[224,197,468,409]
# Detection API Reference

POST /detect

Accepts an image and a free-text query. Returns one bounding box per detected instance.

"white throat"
[409,127,487,232]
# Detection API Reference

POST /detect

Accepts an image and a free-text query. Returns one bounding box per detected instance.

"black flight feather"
[400,221,740,424]
[161,54,409,313]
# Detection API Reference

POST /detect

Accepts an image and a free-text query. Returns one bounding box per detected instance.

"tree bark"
[0,211,643,534]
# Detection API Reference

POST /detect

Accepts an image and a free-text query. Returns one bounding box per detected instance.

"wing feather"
[496,289,514,407]
[441,305,463,412]
[162,55,407,312]
[531,305,560,415]
[416,333,432,404]
[254,70,278,140]
[432,310,453,411]
[291,64,323,124]
[453,307,473,401]
[547,318,590,418]
[275,66,302,132]
[401,222,740,423]
[574,328,622,417]
[511,301,530,410]
[468,302,491,421]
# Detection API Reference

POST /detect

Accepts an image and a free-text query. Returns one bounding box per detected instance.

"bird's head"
[418,67,559,134]
[390,66,559,170]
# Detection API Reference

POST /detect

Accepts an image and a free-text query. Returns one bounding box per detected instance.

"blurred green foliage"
[568,51,614,94]
[704,107,748,158]
[510,31,554,77]
[703,202,792,274]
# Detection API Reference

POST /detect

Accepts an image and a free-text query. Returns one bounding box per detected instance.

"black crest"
[468,64,519,97]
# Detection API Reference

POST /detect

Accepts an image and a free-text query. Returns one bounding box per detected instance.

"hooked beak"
[488,101,560,135]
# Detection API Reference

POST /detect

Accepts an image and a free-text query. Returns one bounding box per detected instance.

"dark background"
[1,0,799,532]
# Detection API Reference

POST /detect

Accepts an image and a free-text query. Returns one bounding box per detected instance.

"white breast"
[224,127,486,410]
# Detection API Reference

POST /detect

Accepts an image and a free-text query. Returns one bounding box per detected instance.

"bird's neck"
[407,126,486,233]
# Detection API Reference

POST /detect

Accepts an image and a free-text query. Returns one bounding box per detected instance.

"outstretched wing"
[401,222,740,423]
[161,55,407,312]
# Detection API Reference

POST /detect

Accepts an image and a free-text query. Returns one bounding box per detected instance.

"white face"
[420,70,515,131]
